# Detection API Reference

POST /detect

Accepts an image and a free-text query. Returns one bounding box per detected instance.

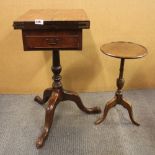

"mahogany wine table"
[95,41,147,126]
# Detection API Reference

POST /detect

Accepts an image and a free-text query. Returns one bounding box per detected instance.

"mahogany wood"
[95,59,139,126]
[35,49,101,148]
[22,30,82,50]
[13,9,90,30]
[96,42,147,126]
[100,41,147,59]
[13,9,101,149]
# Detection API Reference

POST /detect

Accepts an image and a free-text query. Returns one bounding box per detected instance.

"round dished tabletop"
[100,41,147,59]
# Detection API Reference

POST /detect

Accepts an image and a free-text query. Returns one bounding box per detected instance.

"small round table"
[95,41,147,126]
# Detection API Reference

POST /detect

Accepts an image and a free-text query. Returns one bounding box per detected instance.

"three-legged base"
[34,87,101,148]
[95,94,140,126]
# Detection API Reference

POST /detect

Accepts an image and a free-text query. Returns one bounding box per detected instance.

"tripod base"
[34,87,101,148]
[95,95,140,126]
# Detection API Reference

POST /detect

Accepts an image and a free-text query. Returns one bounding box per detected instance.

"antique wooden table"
[95,41,147,126]
[13,9,101,148]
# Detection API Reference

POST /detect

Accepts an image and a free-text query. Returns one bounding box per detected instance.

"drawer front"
[22,30,82,50]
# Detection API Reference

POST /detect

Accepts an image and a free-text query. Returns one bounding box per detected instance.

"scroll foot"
[34,88,53,105]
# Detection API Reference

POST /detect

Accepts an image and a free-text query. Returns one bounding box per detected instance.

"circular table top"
[100,41,147,59]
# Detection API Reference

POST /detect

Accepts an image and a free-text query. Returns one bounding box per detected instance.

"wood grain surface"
[100,41,147,59]
[15,9,89,21]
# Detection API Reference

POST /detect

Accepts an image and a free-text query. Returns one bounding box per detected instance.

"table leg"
[121,99,140,126]
[36,89,61,148]
[63,90,101,114]
[95,97,117,124]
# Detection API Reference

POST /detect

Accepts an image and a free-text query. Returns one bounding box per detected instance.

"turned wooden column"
[52,50,62,89]
[116,58,125,101]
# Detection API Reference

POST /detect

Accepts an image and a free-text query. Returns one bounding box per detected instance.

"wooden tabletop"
[13,9,90,30]
[15,9,89,22]
[100,41,147,59]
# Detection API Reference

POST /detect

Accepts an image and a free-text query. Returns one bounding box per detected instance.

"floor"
[0,89,155,155]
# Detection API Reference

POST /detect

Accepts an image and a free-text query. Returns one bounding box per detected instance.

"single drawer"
[22,30,82,51]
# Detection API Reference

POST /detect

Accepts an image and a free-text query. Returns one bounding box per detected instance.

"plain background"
[0,0,154,93]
